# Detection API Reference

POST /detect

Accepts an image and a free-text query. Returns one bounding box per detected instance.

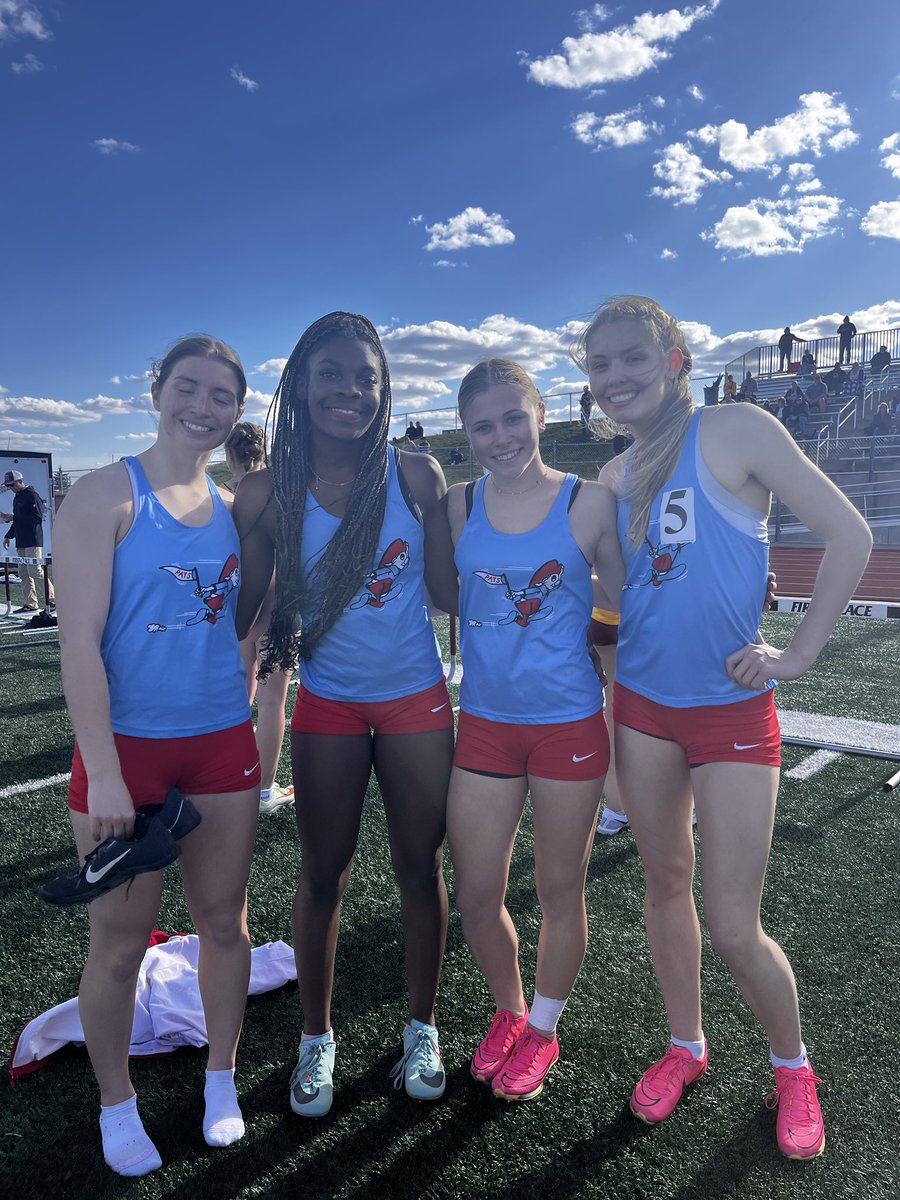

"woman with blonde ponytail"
[577,295,871,1160]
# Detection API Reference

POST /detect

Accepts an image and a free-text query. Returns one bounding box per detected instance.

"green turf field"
[1,601,898,1200]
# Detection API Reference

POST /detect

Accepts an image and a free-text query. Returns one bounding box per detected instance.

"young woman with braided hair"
[223,422,295,816]
[576,295,871,1159]
[235,312,456,1117]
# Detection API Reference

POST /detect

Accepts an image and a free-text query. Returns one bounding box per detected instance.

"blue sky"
[3,0,900,468]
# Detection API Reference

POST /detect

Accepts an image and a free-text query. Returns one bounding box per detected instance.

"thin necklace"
[490,470,548,496]
[312,469,356,489]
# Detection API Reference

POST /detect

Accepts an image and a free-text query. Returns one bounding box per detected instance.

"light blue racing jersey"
[100,457,250,737]
[456,473,602,724]
[299,449,443,701]
[616,409,771,707]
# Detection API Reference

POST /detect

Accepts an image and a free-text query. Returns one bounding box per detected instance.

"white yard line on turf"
[785,749,843,780]
[0,772,71,800]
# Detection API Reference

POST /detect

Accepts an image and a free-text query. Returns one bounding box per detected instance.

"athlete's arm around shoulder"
[399,450,459,616]
[704,404,873,686]
[54,463,137,840]
[569,479,625,607]
[233,466,276,640]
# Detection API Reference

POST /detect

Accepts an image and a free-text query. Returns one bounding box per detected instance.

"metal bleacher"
[722,326,900,547]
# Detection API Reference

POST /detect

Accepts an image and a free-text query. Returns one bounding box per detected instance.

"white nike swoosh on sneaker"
[244,763,260,776]
[84,848,133,883]
[733,742,761,750]
[572,752,597,763]
[431,703,448,713]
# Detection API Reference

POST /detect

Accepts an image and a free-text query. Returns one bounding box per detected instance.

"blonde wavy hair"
[572,295,694,546]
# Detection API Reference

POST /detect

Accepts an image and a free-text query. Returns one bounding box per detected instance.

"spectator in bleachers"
[447,446,465,466]
[784,392,810,440]
[722,374,737,401]
[805,372,828,414]
[847,362,866,401]
[739,371,758,402]
[837,316,857,364]
[871,345,891,375]
[869,402,895,436]
[823,363,847,396]
[404,420,417,440]
[778,327,806,372]
[703,373,723,405]
[797,349,816,378]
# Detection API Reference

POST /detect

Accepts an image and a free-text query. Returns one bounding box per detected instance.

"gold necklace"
[490,471,548,496]
[313,470,356,489]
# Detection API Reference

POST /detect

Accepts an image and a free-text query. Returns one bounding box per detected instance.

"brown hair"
[572,295,694,546]
[457,357,543,425]
[151,335,247,408]
[224,421,266,470]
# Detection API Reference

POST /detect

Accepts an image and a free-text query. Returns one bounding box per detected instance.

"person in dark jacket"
[837,316,857,365]
[703,374,723,405]
[778,328,806,372]
[1,469,54,611]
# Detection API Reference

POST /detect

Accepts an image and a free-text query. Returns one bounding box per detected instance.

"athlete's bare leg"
[374,727,453,1026]
[615,724,702,1041]
[693,761,803,1058]
[447,767,529,1014]
[290,730,372,1035]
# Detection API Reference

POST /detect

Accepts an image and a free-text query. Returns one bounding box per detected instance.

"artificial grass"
[1,615,898,1199]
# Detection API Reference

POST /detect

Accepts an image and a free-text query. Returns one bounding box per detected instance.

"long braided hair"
[262,313,392,673]
[572,295,694,547]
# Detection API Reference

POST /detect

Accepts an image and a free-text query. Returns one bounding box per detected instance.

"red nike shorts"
[613,683,781,768]
[454,709,610,781]
[290,679,454,736]
[68,719,261,813]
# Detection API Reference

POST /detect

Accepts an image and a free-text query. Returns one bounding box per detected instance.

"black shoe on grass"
[38,816,179,906]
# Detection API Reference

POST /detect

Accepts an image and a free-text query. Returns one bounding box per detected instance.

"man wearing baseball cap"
[1,469,55,612]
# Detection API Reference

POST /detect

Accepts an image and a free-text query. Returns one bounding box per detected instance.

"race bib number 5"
[659,487,696,543]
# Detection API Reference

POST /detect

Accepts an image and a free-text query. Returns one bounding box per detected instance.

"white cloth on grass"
[10,935,296,1076]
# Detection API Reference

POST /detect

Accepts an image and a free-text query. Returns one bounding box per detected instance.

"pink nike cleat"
[491,1026,559,1101]
[471,1007,529,1084]
[630,1042,708,1124]
[766,1062,825,1160]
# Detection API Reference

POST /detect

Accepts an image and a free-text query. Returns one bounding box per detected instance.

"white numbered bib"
[659,487,696,544]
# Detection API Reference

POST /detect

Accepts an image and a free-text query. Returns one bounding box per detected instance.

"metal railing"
[725,326,900,383]
[772,476,900,538]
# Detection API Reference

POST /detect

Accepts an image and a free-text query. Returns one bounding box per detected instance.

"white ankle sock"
[770,1043,808,1071]
[529,991,567,1036]
[99,1095,162,1177]
[203,1068,245,1147]
[301,1029,334,1046]
[671,1035,706,1060]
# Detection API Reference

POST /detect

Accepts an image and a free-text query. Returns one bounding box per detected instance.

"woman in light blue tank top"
[444,358,624,1101]
[234,313,457,1115]
[576,295,872,1157]
[52,337,261,1175]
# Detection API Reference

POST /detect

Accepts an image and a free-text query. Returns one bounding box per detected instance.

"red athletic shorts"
[290,679,454,736]
[68,719,261,813]
[454,709,610,781]
[613,683,781,768]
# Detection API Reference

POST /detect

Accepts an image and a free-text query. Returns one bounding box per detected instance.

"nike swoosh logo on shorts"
[244,762,260,776]
[733,742,761,751]
[431,703,448,713]
[84,849,133,883]
[572,752,597,763]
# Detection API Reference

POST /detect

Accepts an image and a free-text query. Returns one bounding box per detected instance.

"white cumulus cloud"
[879,133,900,179]
[527,2,719,89]
[425,207,515,252]
[11,50,41,72]
[693,92,856,171]
[687,83,704,100]
[230,65,258,92]
[572,108,660,148]
[860,201,900,240]
[650,141,731,205]
[432,259,457,268]
[660,247,678,259]
[0,1,51,41]
[702,193,842,256]
[0,428,70,449]
[93,138,140,156]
